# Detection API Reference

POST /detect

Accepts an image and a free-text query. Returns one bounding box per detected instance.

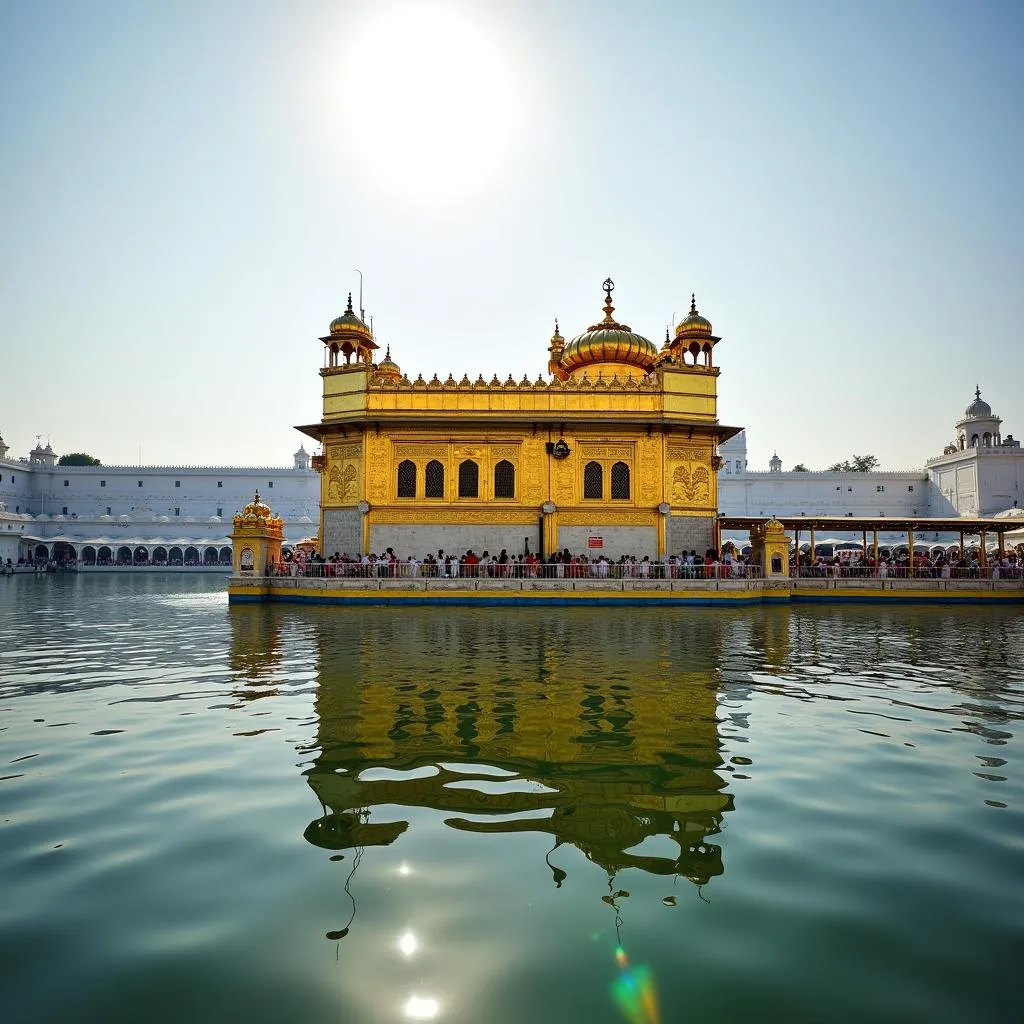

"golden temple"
[298,279,741,559]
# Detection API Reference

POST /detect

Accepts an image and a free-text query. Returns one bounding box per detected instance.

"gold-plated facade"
[300,280,741,557]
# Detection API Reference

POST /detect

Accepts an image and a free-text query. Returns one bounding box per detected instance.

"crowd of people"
[274,546,759,579]
[795,547,1023,579]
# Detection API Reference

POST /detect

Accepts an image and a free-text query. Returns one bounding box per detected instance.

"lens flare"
[611,945,660,1024]
[397,930,419,958]
[403,994,440,1020]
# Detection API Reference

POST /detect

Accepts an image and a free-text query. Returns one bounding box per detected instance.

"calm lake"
[1,574,1021,1023]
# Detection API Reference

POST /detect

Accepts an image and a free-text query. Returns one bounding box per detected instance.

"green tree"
[792,463,809,472]
[57,453,101,466]
[827,454,879,472]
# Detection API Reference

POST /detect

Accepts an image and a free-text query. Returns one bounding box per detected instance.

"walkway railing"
[792,564,1022,581]
[271,561,764,581]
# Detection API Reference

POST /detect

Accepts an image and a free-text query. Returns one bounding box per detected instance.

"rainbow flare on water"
[611,944,661,1024]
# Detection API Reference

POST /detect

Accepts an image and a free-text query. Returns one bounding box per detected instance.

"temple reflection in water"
[230,606,793,886]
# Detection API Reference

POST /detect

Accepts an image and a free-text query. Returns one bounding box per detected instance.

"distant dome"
[156,515,170,523]
[964,387,992,419]
[558,279,658,377]
[298,515,313,524]
[99,514,113,522]
[184,516,195,523]
[52,514,65,521]
[118,514,132,522]
[208,515,222,523]
[35,513,49,521]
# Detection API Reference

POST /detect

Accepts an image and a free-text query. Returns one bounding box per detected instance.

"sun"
[339,6,522,201]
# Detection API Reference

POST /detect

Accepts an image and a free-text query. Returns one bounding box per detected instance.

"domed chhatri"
[329,293,372,338]
[675,294,713,337]
[374,345,402,383]
[232,490,283,532]
[964,386,992,420]
[558,279,659,378]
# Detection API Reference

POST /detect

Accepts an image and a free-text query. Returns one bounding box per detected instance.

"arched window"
[458,459,479,498]
[494,460,515,498]
[584,461,603,499]
[425,459,444,498]
[611,461,630,499]
[397,459,416,498]
[971,434,979,448]
[983,432,992,447]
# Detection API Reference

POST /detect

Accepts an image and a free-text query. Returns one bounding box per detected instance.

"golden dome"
[232,490,284,536]
[675,294,713,337]
[329,294,372,338]
[375,345,402,382]
[559,279,658,376]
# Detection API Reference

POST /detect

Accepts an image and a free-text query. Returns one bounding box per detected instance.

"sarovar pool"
[1,574,1021,1023]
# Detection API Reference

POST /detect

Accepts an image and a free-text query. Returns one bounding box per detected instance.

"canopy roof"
[719,515,1022,535]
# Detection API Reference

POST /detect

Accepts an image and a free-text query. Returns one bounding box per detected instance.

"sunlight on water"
[0,573,1022,1023]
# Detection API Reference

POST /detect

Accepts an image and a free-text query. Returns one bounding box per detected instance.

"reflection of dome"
[559,279,658,376]
[675,294,712,337]
[964,387,992,419]
[329,294,372,338]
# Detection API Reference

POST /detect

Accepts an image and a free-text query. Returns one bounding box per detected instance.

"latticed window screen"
[458,460,479,498]
[425,460,444,498]
[397,460,416,497]
[583,461,603,499]
[611,461,630,499]
[494,460,515,498]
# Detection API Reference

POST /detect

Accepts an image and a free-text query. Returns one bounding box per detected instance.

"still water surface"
[1,575,1022,1023]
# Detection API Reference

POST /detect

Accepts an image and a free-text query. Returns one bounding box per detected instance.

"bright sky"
[1,0,1020,470]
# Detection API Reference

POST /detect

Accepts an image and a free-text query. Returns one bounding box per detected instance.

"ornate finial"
[346,293,354,313]
[690,293,697,314]
[554,317,559,333]
[385,344,391,360]
[975,385,981,400]
[253,489,261,504]
[602,277,615,323]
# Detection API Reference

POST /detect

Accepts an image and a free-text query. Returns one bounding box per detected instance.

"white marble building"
[718,388,1020,532]
[0,434,317,566]
[1,387,1018,564]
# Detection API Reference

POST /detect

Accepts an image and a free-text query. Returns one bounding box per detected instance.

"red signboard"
[587,536,603,548]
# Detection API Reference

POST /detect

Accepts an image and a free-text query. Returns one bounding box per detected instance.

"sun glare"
[340,6,522,200]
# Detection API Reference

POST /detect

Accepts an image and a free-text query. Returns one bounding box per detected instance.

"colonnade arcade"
[28,542,234,566]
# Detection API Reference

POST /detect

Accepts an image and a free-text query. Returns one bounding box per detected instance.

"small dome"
[559,279,658,376]
[293,444,307,457]
[119,514,132,522]
[35,513,49,521]
[675,294,713,337]
[99,514,113,522]
[374,345,402,382]
[329,293,372,338]
[52,514,65,521]
[208,515,222,523]
[298,515,313,524]
[964,387,992,419]
[157,515,170,523]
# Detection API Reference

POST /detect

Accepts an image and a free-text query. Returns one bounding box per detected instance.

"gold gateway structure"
[298,280,741,560]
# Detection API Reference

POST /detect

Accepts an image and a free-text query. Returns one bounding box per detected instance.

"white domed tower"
[769,452,783,473]
[955,387,1002,450]
[293,444,311,471]
[928,387,1023,516]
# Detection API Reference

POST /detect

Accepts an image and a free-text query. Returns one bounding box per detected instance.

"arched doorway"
[134,546,149,565]
[184,546,200,565]
[98,546,112,565]
[51,541,77,565]
[169,546,183,565]
[34,544,50,562]
[152,546,168,564]
[82,546,97,565]
[219,546,232,564]
[117,546,132,565]
[203,547,219,565]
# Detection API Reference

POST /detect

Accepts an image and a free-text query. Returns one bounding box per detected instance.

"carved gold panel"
[668,461,711,507]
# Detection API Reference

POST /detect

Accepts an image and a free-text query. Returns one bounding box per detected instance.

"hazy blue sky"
[1,0,1020,470]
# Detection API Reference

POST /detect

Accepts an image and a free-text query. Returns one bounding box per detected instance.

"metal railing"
[270,560,764,581]
[792,564,1022,581]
